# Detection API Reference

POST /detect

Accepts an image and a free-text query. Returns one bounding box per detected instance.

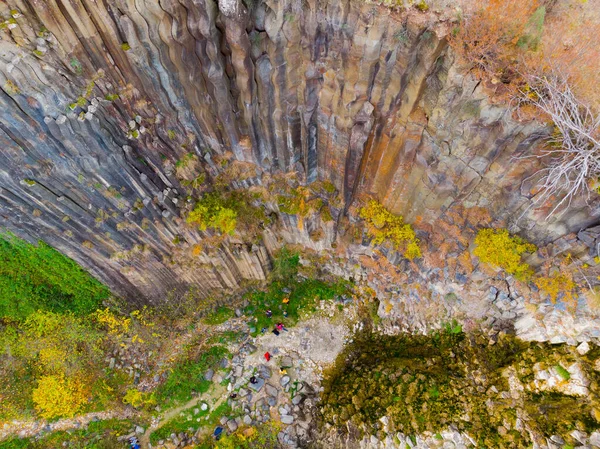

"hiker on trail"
[266,309,273,318]
[276,323,288,332]
[282,297,290,304]
[264,352,271,361]
[250,376,257,384]
[213,426,224,440]
[261,327,268,333]
[272,328,280,336]
[128,437,141,449]
[279,367,287,375]
[230,393,238,399]
[283,310,288,318]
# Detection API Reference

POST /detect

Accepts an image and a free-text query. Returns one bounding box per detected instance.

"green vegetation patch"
[154,345,229,408]
[157,401,234,447]
[203,306,235,325]
[320,331,599,448]
[554,364,571,381]
[187,190,268,236]
[0,233,109,320]
[0,309,130,421]
[0,418,142,449]
[149,407,211,444]
[243,249,351,336]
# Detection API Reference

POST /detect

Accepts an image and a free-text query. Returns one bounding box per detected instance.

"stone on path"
[265,383,279,397]
[204,369,214,381]
[227,419,238,432]
[281,415,294,424]
[258,365,271,378]
[280,375,290,386]
[248,377,265,392]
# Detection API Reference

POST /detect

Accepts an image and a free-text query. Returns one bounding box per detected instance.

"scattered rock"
[204,369,214,381]
[227,420,238,432]
[265,383,279,397]
[280,375,290,387]
[577,341,591,355]
[248,377,265,392]
[281,415,294,424]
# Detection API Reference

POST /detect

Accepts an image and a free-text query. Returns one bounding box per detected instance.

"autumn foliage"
[450,0,541,84]
[450,0,600,108]
[32,374,88,419]
[359,200,421,260]
[473,228,537,281]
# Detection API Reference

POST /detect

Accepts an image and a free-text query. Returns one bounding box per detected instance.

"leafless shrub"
[520,74,600,217]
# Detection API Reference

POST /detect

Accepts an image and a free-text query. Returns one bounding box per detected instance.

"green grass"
[154,346,229,408]
[150,407,211,444]
[203,306,235,325]
[554,364,571,381]
[149,394,235,444]
[244,277,348,336]
[0,232,109,320]
[243,249,350,336]
[207,330,244,345]
[0,419,141,449]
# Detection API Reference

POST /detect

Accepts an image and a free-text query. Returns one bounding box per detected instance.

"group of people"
[262,296,290,337]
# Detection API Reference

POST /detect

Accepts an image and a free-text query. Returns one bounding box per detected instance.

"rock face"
[0,0,598,302]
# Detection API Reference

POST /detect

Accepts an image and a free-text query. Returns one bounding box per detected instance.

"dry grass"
[450,0,600,109]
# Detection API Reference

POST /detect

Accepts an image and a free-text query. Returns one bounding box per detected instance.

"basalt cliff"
[0,0,599,340]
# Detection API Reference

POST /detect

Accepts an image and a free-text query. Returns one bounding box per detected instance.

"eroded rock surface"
[1,0,598,305]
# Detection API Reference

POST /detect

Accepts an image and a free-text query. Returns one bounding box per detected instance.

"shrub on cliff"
[359,200,421,259]
[473,228,536,280]
[187,194,238,235]
[535,272,576,305]
[449,1,542,88]
[187,190,268,236]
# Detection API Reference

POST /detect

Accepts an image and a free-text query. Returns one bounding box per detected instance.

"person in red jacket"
[264,352,271,361]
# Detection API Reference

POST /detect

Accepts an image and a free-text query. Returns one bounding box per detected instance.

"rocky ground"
[146,302,354,449]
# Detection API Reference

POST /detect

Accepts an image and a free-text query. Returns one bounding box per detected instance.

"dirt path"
[139,384,227,449]
[0,408,136,442]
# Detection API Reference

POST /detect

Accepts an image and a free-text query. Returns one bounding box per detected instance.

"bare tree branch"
[519,74,600,218]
